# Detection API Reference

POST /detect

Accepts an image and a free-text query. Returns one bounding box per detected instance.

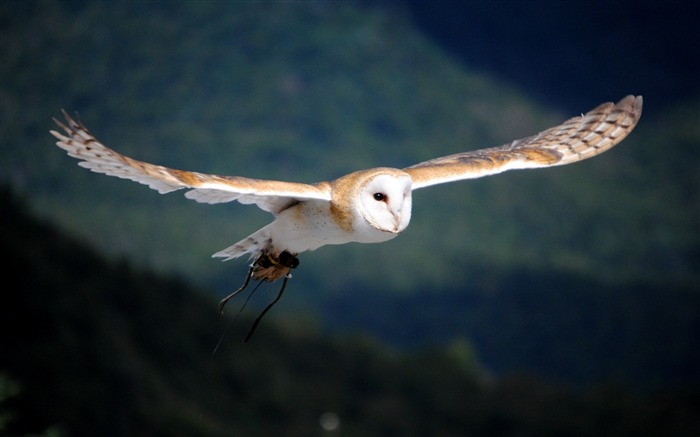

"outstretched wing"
[51,111,331,214]
[404,95,642,190]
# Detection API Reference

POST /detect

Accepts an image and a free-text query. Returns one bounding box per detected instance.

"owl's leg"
[243,273,291,343]
[278,251,300,269]
[218,266,254,314]
[257,250,300,269]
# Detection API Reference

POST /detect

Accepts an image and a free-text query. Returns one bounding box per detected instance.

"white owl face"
[358,172,413,234]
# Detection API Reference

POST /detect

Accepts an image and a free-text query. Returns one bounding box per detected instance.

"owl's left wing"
[404,95,642,190]
[51,111,331,214]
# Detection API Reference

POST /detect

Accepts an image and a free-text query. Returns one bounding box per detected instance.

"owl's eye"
[373,193,386,201]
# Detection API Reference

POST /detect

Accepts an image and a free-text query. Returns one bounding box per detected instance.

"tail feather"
[212,225,272,261]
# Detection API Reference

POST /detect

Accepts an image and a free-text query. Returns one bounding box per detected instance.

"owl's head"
[357,169,413,235]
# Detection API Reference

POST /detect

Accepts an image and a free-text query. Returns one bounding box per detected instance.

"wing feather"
[405,95,643,190]
[51,111,331,214]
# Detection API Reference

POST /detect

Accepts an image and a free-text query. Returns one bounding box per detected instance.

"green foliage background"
[1,1,699,434]
[2,1,696,295]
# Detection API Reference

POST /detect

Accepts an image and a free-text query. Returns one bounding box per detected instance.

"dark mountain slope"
[2,186,698,436]
[402,0,700,113]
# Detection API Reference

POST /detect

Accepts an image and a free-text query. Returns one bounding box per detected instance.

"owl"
[51,95,642,340]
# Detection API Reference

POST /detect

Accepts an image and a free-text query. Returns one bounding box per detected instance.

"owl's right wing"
[51,111,332,214]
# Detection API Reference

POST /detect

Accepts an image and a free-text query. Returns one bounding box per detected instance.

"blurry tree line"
[2,186,698,435]
[1,4,698,432]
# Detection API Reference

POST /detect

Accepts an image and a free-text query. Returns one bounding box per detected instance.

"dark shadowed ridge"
[2,185,699,436]
[400,0,700,113]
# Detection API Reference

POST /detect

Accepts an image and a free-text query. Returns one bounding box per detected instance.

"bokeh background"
[2,1,698,435]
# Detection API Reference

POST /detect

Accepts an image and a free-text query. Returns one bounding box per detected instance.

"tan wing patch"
[51,111,332,213]
[405,95,642,190]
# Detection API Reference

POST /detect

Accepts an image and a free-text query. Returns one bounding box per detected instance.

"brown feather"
[405,95,642,189]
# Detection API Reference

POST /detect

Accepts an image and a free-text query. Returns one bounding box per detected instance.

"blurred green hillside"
[2,1,697,298]
[1,0,699,393]
[2,186,698,436]
[2,3,699,430]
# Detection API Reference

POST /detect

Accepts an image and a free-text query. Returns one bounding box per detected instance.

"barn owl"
[51,95,642,340]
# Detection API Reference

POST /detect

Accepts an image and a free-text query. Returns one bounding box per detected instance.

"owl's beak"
[390,212,402,233]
